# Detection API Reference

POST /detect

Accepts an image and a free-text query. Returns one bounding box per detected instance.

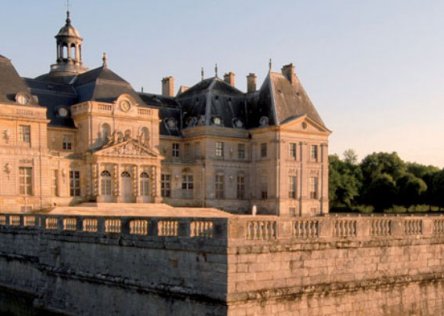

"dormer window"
[15,92,31,105]
[212,116,222,126]
[259,116,269,127]
[165,118,178,131]
[232,118,243,128]
[58,107,69,117]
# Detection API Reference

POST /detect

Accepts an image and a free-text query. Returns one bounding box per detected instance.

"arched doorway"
[121,171,133,202]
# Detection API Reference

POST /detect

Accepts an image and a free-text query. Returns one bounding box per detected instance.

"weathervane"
[269,58,272,71]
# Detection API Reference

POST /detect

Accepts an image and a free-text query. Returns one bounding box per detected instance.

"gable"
[280,115,331,135]
[94,138,158,158]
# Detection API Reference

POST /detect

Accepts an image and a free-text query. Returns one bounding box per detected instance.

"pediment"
[94,138,158,158]
[280,115,331,134]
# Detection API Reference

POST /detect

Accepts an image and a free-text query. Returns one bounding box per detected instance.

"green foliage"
[329,150,442,213]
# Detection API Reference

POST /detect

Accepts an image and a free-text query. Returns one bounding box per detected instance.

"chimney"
[223,72,235,87]
[281,63,297,85]
[177,85,189,96]
[162,76,175,97]
[246,73,257,93]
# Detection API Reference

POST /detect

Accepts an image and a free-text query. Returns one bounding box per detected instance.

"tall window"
[310,145,318,161]
[140,172,150,196]
[181,173,193,199]
[161,174,171,197]
[238,144,245,159]
[100,170,112,196]
[19,167,32,195]
[215,174,225,199]
[140,127,149,145]
[289,176,297,199]
[63,135,72,150]
[184,143,191,159]
[260,180,268,199]
[237,174,245,199]
[260,143,267,158]
[172,143,180,157]
[215,142,224,157]
[309,176,319,199]
[19,125,31,144]
[52,170,58,196]
[70,170,81,197]
[289,143,297,160]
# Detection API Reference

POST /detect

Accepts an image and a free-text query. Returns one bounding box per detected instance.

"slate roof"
[0,55,32,104]
[0,52,327,135]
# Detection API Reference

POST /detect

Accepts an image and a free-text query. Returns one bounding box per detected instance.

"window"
[19,125,31,144]
[238,144,245,159]
[289,143,297,160]
[289,207,297,217]
[215,142,224,158]
[161,174,171,197]
[70,170,81,197]
[215,174,225,199]
[310,145,318,161]
[19,167,32,195]
[100,170,112,196]
[52,170,58,196]
[237,174,245,199]
[140,172,150,196]
[260,181,268,199]
[289,176,297,199]
[260,143,267,158]
[181,173,193,199]
[184,143,191,159]
[63,135,72,150]
[309,176,319,199]
[172,143,180,157]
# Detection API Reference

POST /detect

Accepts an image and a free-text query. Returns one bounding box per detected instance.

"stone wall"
[1,214,444,315]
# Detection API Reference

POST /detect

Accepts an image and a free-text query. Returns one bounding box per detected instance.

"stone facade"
[0,213,444,315]
[0,12,330,216]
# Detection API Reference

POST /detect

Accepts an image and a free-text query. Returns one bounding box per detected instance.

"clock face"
[120,100,131,112]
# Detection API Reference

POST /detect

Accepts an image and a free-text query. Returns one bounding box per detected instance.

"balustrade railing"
[246,221,277,240]
[293,219,319,239]
[1,214,444,242]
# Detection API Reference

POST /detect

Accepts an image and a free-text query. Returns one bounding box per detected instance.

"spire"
[215,63,218,78]
[269,58,272,71]
[201,67,204,81]
[66,10,71,25]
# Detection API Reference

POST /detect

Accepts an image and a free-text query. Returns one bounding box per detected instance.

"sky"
[1,1,444,167]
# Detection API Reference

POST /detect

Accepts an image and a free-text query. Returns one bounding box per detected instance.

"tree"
[343,149,358,165]
[364,174,398,212]
[329,154,361,210]
[396,173,427,207]
[432,170,444,210]
[360,152,406,184]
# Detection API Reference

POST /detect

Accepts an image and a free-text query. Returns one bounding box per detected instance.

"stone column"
[114,164,121,203]
[133,165,139,203]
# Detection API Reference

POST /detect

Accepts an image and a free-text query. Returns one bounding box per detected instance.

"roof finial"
[201,67,204,81]
[215,63,218,78]
[66,0,71,24]
[102,52,108,68]
[269,58,272,71]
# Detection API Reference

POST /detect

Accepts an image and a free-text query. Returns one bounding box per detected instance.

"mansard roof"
[73,66,144,104]
[176,77,247,129]
[0,55,33,104]
[246,72,326,129]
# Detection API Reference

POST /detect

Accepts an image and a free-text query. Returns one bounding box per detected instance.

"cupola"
[49,11,87,77]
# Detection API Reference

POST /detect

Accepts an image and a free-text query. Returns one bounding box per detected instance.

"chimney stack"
[162,76,175,97]
[246,73,257,93]
[223,72,235,87]
[281,63,297,85]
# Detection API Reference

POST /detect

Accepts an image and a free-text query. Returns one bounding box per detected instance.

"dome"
[55,12,82,40]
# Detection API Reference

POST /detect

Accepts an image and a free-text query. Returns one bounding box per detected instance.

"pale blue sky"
[2,1,444,167]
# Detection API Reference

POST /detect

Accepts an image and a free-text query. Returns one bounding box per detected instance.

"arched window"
[124,129,131,139]
[100,170,112,196]
[101,123,111,142]
[140,172,150,196]
[121,171,131,178]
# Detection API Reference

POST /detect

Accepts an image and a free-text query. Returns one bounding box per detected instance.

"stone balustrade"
[0,213,443,243]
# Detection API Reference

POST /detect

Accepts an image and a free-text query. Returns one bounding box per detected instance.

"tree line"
[329,150,444,213]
